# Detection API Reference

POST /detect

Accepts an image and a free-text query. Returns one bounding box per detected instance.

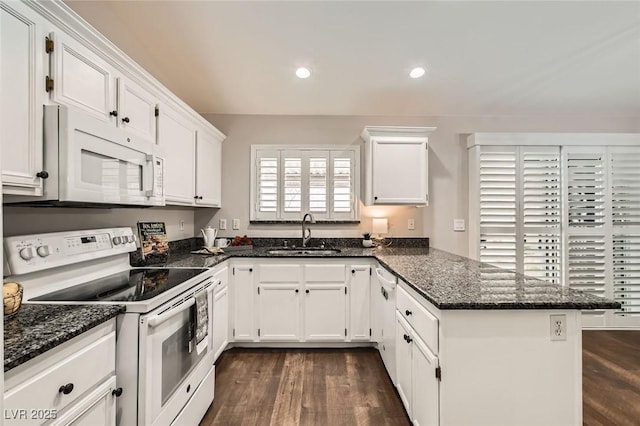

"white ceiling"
[64,1,640,117]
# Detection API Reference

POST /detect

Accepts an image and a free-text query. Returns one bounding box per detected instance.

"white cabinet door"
[117,76,157,143]
[349,265,371,341]
[258,284,301,341]
[212,284,229,361]
[412,335,439,426]
[195,129,222,207]
[157,105,196,205]
[395,313,413,416]
[304,284,346,341]
[51,31,115,123]
[0,2,46,195]
[231,264,255,341]
[50,377,117,426]
[372,138,428,204]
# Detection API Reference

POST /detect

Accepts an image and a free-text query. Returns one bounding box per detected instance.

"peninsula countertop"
[163,245,620,311]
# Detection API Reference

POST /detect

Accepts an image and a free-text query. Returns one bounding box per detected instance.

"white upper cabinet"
[195,127,224,207]
[117,76,158,142]
[50,31,115,123]
[157,104,196,205]
[0,1,48,195]
[361,126,435,205]
[50,31,158,144]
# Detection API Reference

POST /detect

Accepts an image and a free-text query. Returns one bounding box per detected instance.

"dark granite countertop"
[164,246,620,311]
[4,304,124,372]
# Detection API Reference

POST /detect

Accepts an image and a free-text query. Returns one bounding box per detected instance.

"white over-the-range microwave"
[5,105,165,207]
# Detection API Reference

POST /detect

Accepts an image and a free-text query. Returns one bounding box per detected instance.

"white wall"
[198,113,640,256]
[3,113,637,256]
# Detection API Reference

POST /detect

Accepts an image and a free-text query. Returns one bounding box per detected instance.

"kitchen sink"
[267,248,341,255]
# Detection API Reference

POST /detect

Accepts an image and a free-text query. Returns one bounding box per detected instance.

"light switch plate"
[219,219,227,230]
[407,219,415,230]
[453,219,465,232]
[232,219,240,230]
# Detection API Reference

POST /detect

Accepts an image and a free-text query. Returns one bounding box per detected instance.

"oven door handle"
[147,298,195,328]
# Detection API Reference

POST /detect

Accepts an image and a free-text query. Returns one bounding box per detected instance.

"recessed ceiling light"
[409,67,426,79]
[296,67,311,79]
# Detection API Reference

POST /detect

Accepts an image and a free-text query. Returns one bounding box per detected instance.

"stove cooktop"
[31,268,209,303]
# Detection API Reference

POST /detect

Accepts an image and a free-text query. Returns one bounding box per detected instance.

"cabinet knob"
[405,310,413,316]
[295,289,299,293]
[249,268,253,273]
[374,196,378,200]
[403,334,412,344]
[58,383,74,395]
[122,117,130,123]
[199,196,203,200]
[305,289,310,294]
[109,110,118,117]
[351,269,355,274]
[112,387,123,397]
[36,171,49,179]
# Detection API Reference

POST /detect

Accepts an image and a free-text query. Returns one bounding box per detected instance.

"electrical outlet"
[407,219,415,230]
[550,314,567,341]
[232,219,240,230]
[453,219,465,232]
[179,220,185,231]
[219,219,227,230]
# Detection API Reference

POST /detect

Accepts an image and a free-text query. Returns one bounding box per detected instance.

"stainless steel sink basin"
[266,248,341,255]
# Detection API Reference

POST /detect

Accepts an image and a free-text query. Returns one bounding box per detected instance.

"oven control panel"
[4,227,137,275]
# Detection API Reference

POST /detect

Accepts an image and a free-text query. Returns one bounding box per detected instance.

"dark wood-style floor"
[583,331,640,425]
[200,348,410,426]
[201,331,640,426]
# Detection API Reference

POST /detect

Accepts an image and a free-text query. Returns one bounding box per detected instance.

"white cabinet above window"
[250,145,359,221]
[361,126,435,206]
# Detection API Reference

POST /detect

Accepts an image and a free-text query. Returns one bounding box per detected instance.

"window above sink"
[250,145,360,222]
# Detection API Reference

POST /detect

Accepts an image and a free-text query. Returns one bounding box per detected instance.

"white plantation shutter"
[255,150,279,220]
[610,148,640,317]
[331,150,356,219]
[478,146,561,280]
[563,148,609,324]
[308,156,327,213]
[479,147,518,270]
[250,146,359,221]
[522,147,561,283]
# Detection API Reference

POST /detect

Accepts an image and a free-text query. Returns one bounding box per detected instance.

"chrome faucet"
[301,213,315,247]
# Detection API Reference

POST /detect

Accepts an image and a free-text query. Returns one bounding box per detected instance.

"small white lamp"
[372,218,388,239]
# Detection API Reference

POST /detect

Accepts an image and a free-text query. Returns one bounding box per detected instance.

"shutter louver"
[283,157,301,213]
[257,156,278,213]
[479,148,517,270]
[522,148,561,283]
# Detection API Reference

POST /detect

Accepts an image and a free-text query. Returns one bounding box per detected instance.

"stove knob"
[19,247,35,261]
[36,245,51,258]
[112,236,122,245]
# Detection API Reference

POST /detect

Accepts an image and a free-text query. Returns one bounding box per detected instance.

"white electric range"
[4,227,218,426]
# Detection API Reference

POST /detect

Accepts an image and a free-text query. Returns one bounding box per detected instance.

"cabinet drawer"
[4,332,115,423]
[397,286,438,354]
[305,264,345,283]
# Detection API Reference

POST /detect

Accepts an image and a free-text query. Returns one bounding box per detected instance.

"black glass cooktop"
[32,268,209,302]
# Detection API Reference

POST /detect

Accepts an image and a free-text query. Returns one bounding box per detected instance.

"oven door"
[48,105,164,206]
[138,279,215,426]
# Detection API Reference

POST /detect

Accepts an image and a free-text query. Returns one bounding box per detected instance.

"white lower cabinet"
[230,259,372,343]
[3,320,118,426]
[231,263,256,341]
[212,265,229,360]
[396,313,439,426]
[304,283,346,340]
